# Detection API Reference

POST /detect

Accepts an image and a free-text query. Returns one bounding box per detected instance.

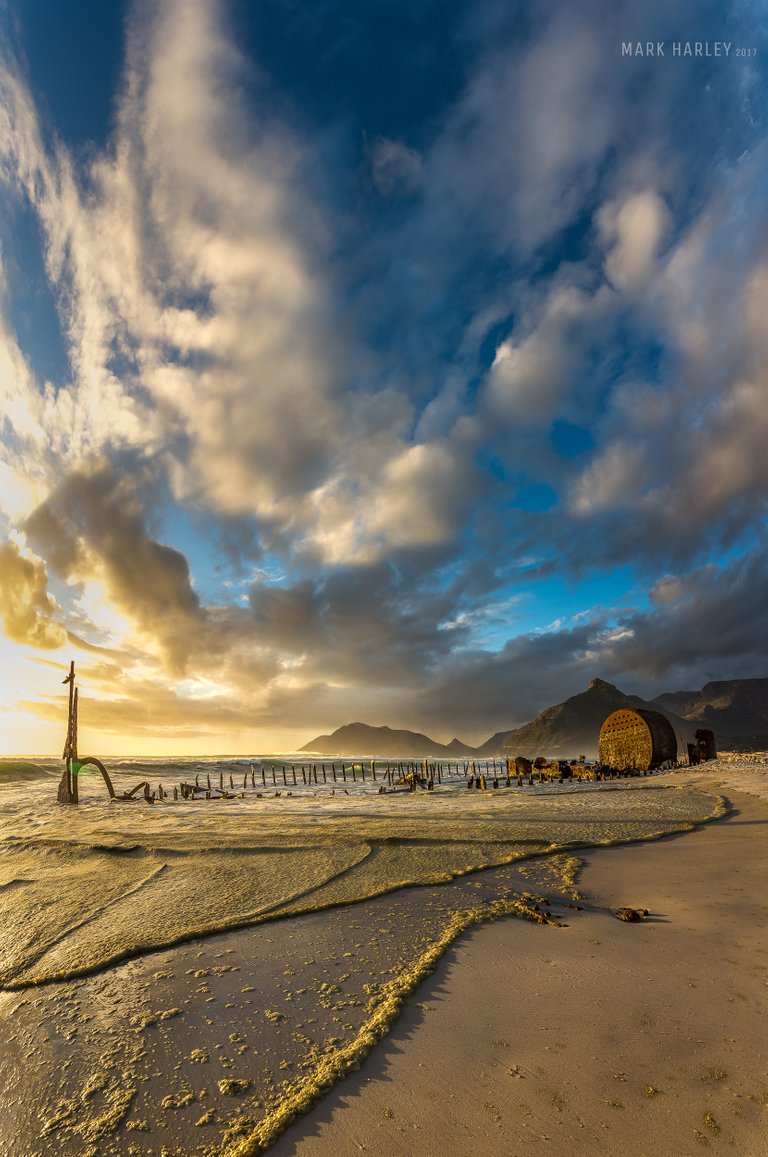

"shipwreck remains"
[687,727,718,765]
[597,707,678,772]
[57,661,115,803]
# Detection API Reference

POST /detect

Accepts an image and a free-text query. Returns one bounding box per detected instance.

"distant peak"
[588,677,617,691]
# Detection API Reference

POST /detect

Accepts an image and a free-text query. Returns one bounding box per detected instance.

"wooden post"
[56,681,80,804]
[70,687,80,802]
[57,661,77,802]
[62,660,75,756]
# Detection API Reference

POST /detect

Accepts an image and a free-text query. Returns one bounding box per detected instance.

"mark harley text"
[622,42,736,57]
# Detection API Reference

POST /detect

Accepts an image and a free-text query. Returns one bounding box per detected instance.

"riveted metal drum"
[598,708,677,771]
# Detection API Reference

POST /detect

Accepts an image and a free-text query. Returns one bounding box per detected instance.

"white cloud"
[481,279,617,440]
[598,188,671,291]
[486,332,569,426]
[565,141,768,552]
[0,0,467,568]
[303,439,476,566]
[368,441,472,549]
[570,442,648,515]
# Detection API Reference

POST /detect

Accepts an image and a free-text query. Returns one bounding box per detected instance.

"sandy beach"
[265,772,768,1157]
[0,765,765,1155]
[4,0,767,1147]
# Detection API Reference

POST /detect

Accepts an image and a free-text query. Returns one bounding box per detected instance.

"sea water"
[0,757,722,988]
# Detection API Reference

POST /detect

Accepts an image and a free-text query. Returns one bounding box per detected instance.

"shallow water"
[0,775,722,990]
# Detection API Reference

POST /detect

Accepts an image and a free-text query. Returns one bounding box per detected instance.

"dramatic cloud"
[568,152,768,562]
[24,464,203,672]
[0,538,66,649]
[0,0,766,751]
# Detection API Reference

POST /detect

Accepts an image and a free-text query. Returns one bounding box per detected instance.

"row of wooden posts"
[141,757,660,802]
[153,759,501,801]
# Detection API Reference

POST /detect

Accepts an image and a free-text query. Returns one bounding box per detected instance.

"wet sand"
[0,769,762,1154]
[0,846,584,1155]
[267,776,768,1157]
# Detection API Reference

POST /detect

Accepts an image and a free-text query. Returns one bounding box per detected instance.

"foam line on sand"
[266,779,768,1157]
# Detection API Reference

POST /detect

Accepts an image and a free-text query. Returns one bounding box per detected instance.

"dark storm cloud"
[612,548,768,682]
[411,547,768,740]
[249,559,465,684]
[347,0,762,376]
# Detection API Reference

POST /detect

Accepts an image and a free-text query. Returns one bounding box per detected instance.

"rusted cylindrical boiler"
[598,708,678,771]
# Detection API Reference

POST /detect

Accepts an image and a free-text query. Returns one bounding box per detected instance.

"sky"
[0,0,767,755]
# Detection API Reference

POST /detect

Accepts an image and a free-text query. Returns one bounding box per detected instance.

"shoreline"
[0,768,764,1154]
[265,775,768,1156]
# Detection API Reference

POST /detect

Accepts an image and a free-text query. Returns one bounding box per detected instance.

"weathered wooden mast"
[57,662,115,803]
[58,662,78,803]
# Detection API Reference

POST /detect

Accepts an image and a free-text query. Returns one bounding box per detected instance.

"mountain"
[299,722,477,758]
[473,678,691,759]
[653,678,768,748]
[299,681,687,760]
[300,676,768,760]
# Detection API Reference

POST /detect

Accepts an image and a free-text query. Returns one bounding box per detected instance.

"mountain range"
[300,676,768,758]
